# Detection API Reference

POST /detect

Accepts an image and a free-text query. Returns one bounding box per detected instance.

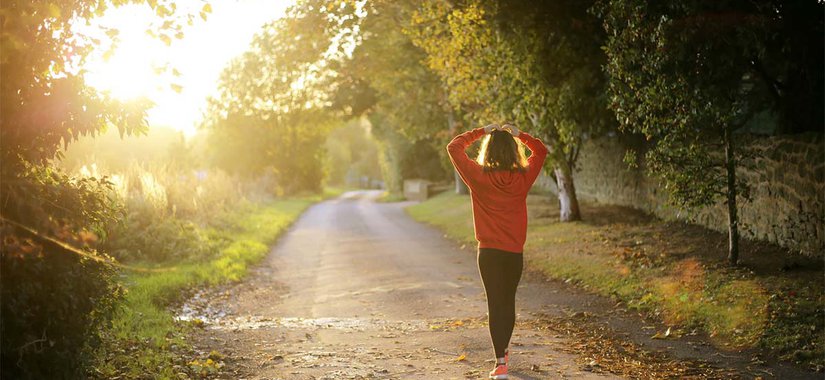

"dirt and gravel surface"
[181,190,816,380]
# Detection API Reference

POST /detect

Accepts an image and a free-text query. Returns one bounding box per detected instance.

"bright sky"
[82,0,296,137]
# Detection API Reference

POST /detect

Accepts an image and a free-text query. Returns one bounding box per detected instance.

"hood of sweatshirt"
[486,170,525,197]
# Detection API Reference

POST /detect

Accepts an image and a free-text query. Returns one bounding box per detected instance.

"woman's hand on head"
[501,124,520,137]
[483,124,500,134]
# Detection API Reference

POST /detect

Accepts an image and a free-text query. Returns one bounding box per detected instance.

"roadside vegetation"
[407,191,824,371]
[377,192,408,203]
[62,136,344,378]
[93,197,323,379]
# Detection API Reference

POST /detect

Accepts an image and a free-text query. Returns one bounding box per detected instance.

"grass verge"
[406,191,824,371]
[92,192,338,379]
[376,191,407,203]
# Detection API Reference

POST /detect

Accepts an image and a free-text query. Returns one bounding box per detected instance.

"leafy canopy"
[406,0,613,164]
[597,0,823,208]
[0,0,204,169]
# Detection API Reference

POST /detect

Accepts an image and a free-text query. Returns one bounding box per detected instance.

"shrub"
[0,166,123,379]
[103,215,219,263]
[1,240,123,379]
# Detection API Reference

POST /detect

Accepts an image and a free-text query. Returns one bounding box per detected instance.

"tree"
[334,0,457,193]
[406,0,614,221]
[4,2,136,169]
[215,0,464,195]
[202,0,351,193]
[0,0,204,376]
[1,0,201,224]
[597,0,824,264]
[324,119,382,187]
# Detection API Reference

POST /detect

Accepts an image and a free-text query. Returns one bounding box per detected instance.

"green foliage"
[202,0,363,194]
[0,0,201,168]
[2,164,122,236]
[404,0,614,220]
[406,0,613,163]
[368,113,450,193]
[598,0,823,209]
[0,1,210,375]
[105,217,218,263]
[599,0,734,209]
[596,0,825,262]
[0,164,126,378]
[324,119,382,187]
[344,1,450,141]
[281,0,457,189]
[1,233,123,379]
[77,158,269,263]
[204,110,329,194]
[93,199,315,379]
[372,118,408,194]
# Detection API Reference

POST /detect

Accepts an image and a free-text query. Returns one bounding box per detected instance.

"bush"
[103,215,219,263]
[0,239,122,379]
[0,165,124,379]
[99,164,243,263]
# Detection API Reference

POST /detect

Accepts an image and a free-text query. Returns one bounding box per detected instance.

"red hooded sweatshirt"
[446,127,548,253]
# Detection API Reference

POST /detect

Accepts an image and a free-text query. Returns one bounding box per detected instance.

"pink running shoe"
[489,364,508,379]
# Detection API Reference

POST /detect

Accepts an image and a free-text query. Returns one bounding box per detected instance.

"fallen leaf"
[651,327,672,339]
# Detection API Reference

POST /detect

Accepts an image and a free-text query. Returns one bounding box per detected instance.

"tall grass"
[78,162,263,222]
[68,159,340,378]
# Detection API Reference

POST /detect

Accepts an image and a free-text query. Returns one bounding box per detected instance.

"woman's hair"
[476,130,528,172]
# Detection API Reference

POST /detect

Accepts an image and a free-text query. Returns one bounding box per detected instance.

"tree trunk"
[553,163,581,222]
[454,170,469,194]
[724,125,740,265]
[548,145,581,221]
[530,117,582,222]
[446,108,468,194]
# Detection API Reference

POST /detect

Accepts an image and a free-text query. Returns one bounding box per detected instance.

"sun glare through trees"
[81,0,296,136]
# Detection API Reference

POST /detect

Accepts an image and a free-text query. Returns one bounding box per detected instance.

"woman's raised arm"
[515,131,548,186]
[446,126,494,188]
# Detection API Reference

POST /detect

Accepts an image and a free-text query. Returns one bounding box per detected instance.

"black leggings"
[477,247,523,358]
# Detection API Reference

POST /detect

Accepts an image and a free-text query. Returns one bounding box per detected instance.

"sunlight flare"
[80,0,296,136]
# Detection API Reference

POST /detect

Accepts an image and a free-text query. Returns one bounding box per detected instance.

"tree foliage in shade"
[405,0,614,221]
[597,0,824,264]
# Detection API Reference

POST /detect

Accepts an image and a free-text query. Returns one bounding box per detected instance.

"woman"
[446,123,548,380]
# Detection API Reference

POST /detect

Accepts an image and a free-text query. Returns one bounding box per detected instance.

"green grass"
[93,194,332,378]
[405,192,475,242]
[406,191,824,371]
[376,191,408,203]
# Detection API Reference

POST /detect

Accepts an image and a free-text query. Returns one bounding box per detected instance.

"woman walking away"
[446,123,548,380]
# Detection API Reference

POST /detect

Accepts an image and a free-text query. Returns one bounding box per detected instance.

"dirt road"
[182,190,812,380]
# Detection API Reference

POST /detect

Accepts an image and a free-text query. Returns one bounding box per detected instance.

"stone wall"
[537,133,824,257]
